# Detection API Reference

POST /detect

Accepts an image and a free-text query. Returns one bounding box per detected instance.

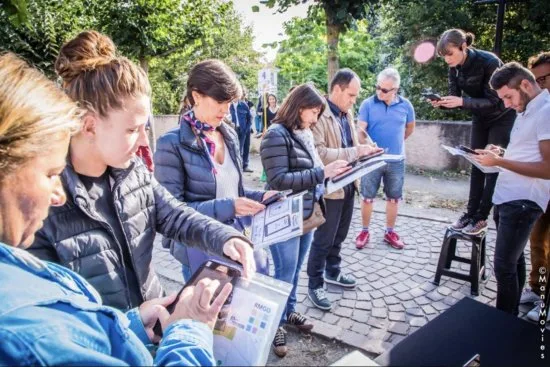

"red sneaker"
[355,230,370,249]
[384,231,405,249]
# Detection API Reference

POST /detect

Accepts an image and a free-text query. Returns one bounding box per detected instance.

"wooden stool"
[433,227,487,296]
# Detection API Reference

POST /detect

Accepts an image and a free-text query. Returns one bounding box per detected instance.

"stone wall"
[151,116,473,172]
[405,120,472,172]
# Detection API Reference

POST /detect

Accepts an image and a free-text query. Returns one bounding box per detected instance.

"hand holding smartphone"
[421,89,442,101]
[457,145,479,155]
[261,189,293,206]
[153,260,241,338]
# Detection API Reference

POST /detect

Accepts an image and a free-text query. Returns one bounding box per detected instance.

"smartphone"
[153,260,241,337]
[457,145,479,155]
[261,189,293,206]
[421,91,442,101]
[462,354,480,367]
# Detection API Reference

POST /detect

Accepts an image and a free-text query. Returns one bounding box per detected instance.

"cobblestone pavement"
[153,203,538,357]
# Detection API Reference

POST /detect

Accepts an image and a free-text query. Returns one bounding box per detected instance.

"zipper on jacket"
[110,169,145,308]
[75,195,134,308]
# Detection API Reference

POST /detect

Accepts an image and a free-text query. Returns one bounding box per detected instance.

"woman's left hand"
[261,191,279,202]
[438,96,463,108]
[222,238,256,279]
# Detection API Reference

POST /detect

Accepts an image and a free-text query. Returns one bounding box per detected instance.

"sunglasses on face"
[536,73,550,87]
[375,85,397,94]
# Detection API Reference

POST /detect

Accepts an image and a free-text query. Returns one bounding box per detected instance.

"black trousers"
[493,200,542,315]
[467,114,515,221]
[307,184,355,289]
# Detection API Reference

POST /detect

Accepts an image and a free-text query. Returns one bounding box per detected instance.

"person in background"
[431,29,516,236]
[230,91,254,172]
[518,51,550,321]
[307,69,382,311]
[0,52,228,366]
[136,119,154,172]
[256,93,278,138]
[355,67,415,250]
[154,59,278,281]
[261,84,351,357]
[254,92,266,135]
[474,62,550,316]
[28,32,256,311]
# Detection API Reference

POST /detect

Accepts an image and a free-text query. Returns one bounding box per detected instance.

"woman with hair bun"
[0,52,230,366]
[28,31,256,312]
[431,28,516,236]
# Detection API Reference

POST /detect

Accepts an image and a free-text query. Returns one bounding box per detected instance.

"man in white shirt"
[474,62,550,316]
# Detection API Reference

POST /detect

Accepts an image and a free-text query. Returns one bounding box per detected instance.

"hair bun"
[465,32,475,46]
[55,30,116,83]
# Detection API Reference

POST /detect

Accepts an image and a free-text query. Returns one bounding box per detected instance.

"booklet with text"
[250,191,305,248]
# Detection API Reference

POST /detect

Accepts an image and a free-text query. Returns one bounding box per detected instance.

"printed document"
[212,273,291,366]
[250,192,304,248]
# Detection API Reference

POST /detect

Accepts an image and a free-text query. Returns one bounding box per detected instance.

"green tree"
[380,0,550,120]
[0,0,93,75]
[275,9,380,106]
[93,0,229,73]
[263,0,381,82]
[148,2,262,114]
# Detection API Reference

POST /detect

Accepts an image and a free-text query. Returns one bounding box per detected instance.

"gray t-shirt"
[79,170,142,308]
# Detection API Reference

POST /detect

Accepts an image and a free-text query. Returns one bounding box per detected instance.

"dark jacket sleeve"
[154,133,236,224]
[28,227,60,262]
[152,177,250,256]
[461,57,503,112]
[243,189,264,202]
[260,128,325,191]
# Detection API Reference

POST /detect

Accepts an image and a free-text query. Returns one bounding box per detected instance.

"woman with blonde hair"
[28,31,256,311]
[0,52,227,365]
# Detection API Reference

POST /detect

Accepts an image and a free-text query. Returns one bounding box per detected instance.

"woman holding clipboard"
[260,84,350,358]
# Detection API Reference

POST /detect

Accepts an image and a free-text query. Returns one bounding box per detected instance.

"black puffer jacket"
[154,119,264,264]
[29,158,248,310]
[260,123,325,219]
[448,48,515,123]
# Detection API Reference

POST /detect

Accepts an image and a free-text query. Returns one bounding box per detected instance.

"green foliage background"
[0,0,261,114]
[1,0,549,118]
[272,0,550,119]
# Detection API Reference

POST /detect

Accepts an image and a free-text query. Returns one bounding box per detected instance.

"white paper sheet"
[324,154,403,195]
[250,192,304,248]
[441,145,501,173]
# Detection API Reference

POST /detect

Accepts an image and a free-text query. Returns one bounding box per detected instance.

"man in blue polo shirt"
[355,67,416,250]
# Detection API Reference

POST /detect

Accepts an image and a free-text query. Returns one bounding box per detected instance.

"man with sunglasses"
[355,68,416,250]
[518,51,550,322]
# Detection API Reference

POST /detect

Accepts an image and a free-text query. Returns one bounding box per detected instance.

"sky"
[231,0,309,63]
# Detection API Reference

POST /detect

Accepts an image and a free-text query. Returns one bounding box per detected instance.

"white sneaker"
[520,288,541,304]
[526,301,550,322]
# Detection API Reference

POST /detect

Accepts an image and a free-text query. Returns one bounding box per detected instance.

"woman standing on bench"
[430,29,516,236]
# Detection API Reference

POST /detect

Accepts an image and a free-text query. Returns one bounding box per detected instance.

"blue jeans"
[493,200,543,315]
[254,115,263,133]
[360,160,405,200]
[270,231,314,325]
